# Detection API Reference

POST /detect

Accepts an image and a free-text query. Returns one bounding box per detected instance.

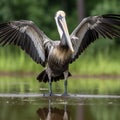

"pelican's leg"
[48,75,53,96]
[62,71,69,96]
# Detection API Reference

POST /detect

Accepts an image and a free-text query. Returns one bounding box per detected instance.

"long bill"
[60,18,74,53]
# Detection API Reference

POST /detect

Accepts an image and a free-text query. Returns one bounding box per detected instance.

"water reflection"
[0,96,120,120]
[37,99,70,120]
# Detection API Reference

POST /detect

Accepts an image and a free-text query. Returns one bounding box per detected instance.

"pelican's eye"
[58,15,63,20]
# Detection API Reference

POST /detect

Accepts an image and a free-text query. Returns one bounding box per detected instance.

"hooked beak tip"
[71,49,74,53]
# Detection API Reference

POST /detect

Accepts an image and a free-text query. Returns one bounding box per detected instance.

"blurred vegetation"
[0,0,120,74]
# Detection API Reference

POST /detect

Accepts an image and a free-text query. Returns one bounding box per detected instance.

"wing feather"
[0,20,52,67]
[70,14,120,63]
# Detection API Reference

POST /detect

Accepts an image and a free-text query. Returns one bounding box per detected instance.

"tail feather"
[37,70,71,83]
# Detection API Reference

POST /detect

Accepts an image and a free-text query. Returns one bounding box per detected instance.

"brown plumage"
[0,11,120,96]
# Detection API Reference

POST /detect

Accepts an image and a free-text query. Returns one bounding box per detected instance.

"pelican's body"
[48,46,72,74]
[0,10,120,96]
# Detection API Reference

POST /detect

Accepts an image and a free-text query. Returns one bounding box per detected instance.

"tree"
[77,0,85,22]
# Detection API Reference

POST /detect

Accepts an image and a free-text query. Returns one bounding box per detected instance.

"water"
[0,77,120,120]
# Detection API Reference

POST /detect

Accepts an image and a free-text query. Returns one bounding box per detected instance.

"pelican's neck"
[55,18,69,47]
[60,33,68,47]
[55,17,63,39]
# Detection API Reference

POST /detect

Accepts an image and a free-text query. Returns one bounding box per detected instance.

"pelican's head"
[55,10,74,53]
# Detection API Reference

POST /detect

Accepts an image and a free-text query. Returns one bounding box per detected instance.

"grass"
[0,41,120,75]
[70,42,120,75]
[0,46,43,72]
[70,50,120,75]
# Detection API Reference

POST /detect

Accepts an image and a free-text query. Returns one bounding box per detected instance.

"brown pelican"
[0,10,120,96]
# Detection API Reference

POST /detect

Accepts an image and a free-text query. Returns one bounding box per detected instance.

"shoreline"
[0,71,120,79]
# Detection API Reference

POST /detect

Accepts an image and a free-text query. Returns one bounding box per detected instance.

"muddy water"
[0,77,120,120]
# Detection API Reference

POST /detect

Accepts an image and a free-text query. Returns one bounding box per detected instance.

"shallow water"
[0,77,120,120]
[0,94,120,120]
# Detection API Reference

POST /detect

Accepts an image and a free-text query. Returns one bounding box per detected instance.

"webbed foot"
[61,92,69,96]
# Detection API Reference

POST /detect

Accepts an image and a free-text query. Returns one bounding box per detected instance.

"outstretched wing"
[70,14,120,63]
[0,20,52,67]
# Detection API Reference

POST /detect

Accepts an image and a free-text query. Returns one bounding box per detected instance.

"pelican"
[0,10,120,96]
